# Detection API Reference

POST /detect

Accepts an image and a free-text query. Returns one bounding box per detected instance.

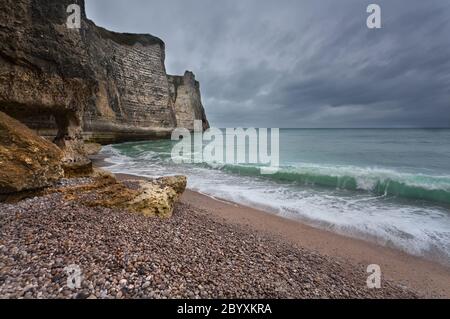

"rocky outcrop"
[0,0,209,168]
[54,172,187,218]
[0,111,188,213]
[0,111,64,196]
[0,0,92,171]
[168,71,210,131]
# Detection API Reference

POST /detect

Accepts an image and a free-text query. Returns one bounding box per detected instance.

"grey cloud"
[86,0,450,128]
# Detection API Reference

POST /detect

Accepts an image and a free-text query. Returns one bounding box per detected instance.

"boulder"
[0,111,64,195]
[154,175,188,196]
[127,176,187,217]
[55,173,187,218]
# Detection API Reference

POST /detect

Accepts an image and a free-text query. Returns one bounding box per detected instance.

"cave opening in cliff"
[51,110,89,166]
[0,104,88,165]
[0,103,58,141]
[53,112,79,149]
[0,107,64,143]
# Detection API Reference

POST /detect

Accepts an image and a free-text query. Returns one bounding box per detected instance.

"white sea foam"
[99,145,450,265]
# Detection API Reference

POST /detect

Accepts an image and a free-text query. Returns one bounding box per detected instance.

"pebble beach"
[0,178,418,299]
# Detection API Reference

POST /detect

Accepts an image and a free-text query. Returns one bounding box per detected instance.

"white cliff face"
[82,27,177,144]
[168,71,210,131]
[0,0,209,156]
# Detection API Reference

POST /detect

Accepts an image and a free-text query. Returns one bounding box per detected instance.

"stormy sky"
[85,0,450,128]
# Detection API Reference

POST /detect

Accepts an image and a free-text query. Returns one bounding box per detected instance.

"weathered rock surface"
[51,172,187,218]
[83,143,102,156]
[0,0,209,163]
[168,71,210,131]
[0,111,63,195]
[0,0,92,168]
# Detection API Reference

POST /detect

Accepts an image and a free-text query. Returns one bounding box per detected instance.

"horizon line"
[210,127,450,130]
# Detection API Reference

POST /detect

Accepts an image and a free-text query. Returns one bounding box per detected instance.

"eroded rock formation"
[168,71,210,131]
[0,111,64,196]
[0,110,187,213]
[0,0,209,170]
[52,172,187,218]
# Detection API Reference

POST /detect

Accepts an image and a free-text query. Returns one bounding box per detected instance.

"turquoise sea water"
[101,129,450,264]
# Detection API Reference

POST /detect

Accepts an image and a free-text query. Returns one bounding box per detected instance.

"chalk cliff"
[0,0,209,168]
[168,71,210,131]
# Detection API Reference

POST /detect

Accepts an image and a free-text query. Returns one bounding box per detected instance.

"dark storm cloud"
[86,0,450,127]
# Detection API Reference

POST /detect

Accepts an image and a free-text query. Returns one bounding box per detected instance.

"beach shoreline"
[112,172,450,298]
[181,189,450,298]
[1,159,447,298]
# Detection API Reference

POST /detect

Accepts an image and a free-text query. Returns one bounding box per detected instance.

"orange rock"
[0,111,64,194]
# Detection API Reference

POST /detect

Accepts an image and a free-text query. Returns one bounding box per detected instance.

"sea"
[100,128,450,265]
